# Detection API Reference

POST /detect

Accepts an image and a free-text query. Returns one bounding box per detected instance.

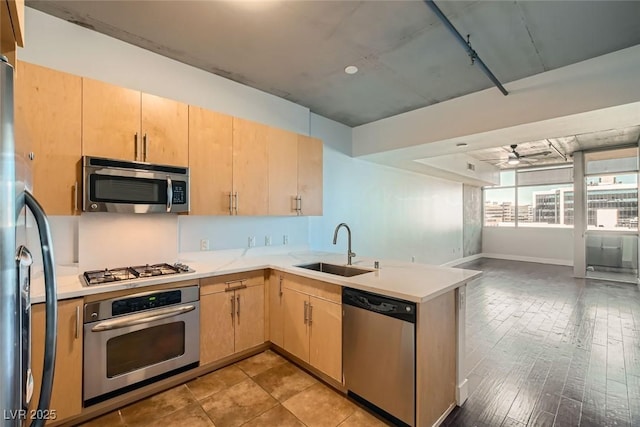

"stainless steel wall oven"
[83,285,199,405]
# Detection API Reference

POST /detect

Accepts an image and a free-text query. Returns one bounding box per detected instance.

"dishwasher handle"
[343,288,416,323]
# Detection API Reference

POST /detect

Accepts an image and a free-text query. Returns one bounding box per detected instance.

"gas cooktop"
[83,263,192,286]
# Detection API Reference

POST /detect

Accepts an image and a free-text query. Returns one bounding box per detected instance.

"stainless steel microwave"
[82,156,189,213]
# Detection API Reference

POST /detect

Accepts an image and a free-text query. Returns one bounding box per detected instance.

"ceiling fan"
[500,144,551,166]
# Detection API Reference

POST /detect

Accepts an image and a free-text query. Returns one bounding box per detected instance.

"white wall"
[309,114,464,265]
[482,227,573,266]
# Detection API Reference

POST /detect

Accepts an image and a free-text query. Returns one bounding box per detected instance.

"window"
[585,173,638,230]
[483,166,573,228]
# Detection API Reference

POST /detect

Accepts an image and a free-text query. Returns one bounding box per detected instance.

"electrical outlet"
[265,235,272,246]
[200,239,209,251]
[248,236,256,247]
[283,235,289,245]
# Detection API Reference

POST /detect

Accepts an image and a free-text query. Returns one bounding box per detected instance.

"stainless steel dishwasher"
[343,288,416,427]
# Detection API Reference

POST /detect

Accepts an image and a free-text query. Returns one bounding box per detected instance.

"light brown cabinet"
[1,0,25,66]
[280,273,342,382]
[267,131,323,216]
[14,61,82,215]
[200,272,265,365]
[297,135,323,216]
[232,118,269,215]
[30,298,83,423]
[268,272,285,347]
[188,105,233,215]
[83,78,188,166]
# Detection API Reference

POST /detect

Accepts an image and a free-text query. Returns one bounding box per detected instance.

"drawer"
[278,271,341,303]
[200,270,265,295]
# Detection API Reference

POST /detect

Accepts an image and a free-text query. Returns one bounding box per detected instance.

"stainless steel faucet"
[333,223,356,265]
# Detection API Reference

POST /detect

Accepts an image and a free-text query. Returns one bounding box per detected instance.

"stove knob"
[91,312,98,319]
[90,203,98,210]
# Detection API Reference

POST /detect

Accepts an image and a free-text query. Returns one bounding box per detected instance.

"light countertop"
[30,247,481,304]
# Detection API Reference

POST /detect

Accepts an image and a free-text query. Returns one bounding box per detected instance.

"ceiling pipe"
[423,0,509,96]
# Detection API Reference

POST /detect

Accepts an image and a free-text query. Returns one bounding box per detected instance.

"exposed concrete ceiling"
[467,125,640,169]
[27,0,640,128]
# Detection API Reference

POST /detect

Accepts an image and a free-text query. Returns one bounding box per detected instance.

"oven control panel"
[112,290,182,316]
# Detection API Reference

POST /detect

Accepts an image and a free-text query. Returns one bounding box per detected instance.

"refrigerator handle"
[25,191,58,427]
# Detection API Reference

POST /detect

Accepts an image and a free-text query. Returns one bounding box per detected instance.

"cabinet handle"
[143,133,148,162]
[279,275,283,297]
[75,305,81,340]
[230,295,235,319]
[134,133,139,161]
[73,181,78,212]
[304,301,308,324]
[236,295,241,318]
[234,192,239,215]
[28,152,35,161]
[229,192,234,215]
[308,303,313,325]
[298,196,303,215]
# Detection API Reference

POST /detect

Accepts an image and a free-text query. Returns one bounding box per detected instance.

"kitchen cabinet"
[280,273,342,382]
[200,271,265,365]
[30,298,83,424]
[14,61,82,215]
[82,78,188,166]
[0,0,24,67]
[267,127,299,215]
[188,105,233,215]
[268,271,285,347]
[232,117,269,215]
[297,135,323,216]
[267,131,323,216]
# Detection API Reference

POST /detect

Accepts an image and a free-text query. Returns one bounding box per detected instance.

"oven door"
[83,302,199,404]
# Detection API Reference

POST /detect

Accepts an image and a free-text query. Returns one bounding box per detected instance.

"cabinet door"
[269,272,285,347]
[188,106,233,215]
[141,93,188,166]
[267,126,298,215]
[200,292,234,365]
[232,118,269,215]
[15,62,82,215]
[282,288,309,363]
[234,285,265,353]
[31,299,83,422]
[82,78,141,161]
[297,135,323,216]
[309,296,342,382]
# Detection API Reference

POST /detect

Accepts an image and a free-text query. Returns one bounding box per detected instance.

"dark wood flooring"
[443,258,640,427]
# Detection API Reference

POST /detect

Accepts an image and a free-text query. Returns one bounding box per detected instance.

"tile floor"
[81,350,389,427]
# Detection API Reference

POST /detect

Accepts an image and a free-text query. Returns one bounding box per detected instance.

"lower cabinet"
[30,298,83,424]
[200,272,265,366]
[279,273,342,382]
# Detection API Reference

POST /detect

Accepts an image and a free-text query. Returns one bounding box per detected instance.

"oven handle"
[90,304,196,332]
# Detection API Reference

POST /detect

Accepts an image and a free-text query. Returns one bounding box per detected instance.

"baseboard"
[432,402,456,427]
[456,378,469,406]
[440,253,483,267]
[481,253,573,267]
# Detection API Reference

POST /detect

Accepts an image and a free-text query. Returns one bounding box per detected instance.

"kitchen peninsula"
[30,248,481,427]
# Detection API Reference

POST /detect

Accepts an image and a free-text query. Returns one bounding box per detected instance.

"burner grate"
[83,263,191,286]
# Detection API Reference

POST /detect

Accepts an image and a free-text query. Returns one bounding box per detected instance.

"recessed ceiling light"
[456,143,468,147]
[344,65,358,75]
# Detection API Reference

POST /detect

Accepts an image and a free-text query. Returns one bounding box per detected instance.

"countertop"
[30,246,482,304]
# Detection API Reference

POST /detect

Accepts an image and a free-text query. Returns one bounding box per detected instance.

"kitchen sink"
[295,262,372,277]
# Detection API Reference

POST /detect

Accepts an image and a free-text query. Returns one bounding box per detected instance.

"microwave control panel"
[172,181,187,204]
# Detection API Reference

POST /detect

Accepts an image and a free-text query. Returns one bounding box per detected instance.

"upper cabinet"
[83,78,188,166]
[188,105,233,215]
[232,118,269,216]
[141,93,189,166]
[1,0,25,66]
[297,135,323,216]
[268,126,299,216]
[15,61,82,215]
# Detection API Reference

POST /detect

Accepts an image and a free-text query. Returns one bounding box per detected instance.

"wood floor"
[444,258,640,427]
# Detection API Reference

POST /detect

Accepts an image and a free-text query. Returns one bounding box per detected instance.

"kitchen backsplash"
[39,214,310,272]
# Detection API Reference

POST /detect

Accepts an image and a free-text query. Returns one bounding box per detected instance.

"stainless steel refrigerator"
[0,57,58,426]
